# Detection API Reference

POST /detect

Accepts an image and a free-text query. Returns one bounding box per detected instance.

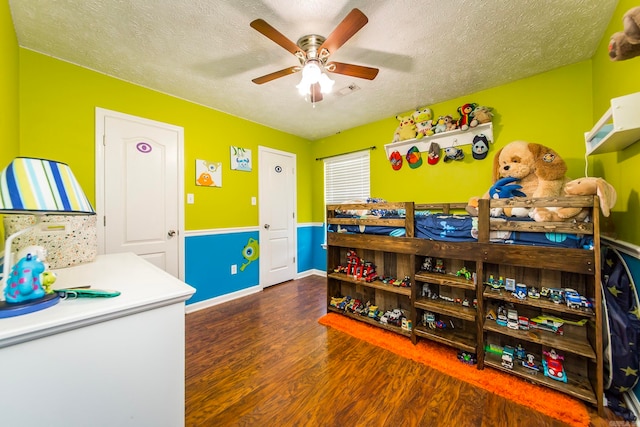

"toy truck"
[501,345,515,369]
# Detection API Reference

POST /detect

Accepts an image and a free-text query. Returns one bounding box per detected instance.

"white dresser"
[0,252,195,427]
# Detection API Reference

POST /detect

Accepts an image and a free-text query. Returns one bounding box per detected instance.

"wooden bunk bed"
[325,196,603,415]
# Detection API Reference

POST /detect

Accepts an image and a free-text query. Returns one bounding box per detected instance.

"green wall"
[0,1,18,166]
[590,0,640,246]
[312,61,593,221]
[18,49,312,230]
[6,0,640,245]
[0,2,19,243]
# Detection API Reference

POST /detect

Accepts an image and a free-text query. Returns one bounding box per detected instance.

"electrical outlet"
[231,264,237,275]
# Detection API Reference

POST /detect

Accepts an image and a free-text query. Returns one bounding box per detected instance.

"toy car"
[501,345,515,369]
[518,316,529,330]
[457,351,477,365]
[542,349,567,383]
[421,257,433,272]
[513,283,527,300]
[515,344,526,360]
[529,316,564,335]
[528,287,541,299]
[564,289,593,310]
[522,353,540,372]
[424,312,436,328]
[548,288,564,304]
[456,267,472,280]
[379,310,392,324]
[388,308,404,326]
[564,289,582,309]
[507,309,519,330]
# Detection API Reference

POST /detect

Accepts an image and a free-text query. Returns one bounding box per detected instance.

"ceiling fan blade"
[318,8,368,56]
[252,66,300,84]
[250,19,305,58]
[326,62,379,80]
[310,83,323,102]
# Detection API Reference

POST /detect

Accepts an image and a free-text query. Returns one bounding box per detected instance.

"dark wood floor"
[185,275,622,426]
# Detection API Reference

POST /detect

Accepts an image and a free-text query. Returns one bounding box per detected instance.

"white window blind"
[324,150,370,205]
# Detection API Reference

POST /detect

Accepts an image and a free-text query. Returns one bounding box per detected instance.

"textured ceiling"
[9,0,617,140]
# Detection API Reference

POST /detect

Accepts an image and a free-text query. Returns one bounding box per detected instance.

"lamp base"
[0,293,60,318]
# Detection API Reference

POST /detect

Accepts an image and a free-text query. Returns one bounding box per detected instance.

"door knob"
[168,230,176,237]
[264,224,270,229]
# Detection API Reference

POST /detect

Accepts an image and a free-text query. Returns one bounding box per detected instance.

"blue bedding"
[328,213,593,249]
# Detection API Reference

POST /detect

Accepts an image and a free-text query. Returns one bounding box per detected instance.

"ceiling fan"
[250,8,379,103]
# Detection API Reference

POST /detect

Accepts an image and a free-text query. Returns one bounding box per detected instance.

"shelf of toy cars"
[414,298,476,322]
[327,306,412,337]
[414,272,475,291]
[482,286,595,318]
[483,320,596,360]
[327,272,411,296]
[483,352,597,405]
[413,324,476,353]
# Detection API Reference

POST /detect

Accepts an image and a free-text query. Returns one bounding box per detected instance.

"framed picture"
[230,146,252,171]
[505,278,516,292]
[196,159,221,187]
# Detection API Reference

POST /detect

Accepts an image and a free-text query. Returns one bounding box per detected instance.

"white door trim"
[258,146,297,289]
[95,107,185,280]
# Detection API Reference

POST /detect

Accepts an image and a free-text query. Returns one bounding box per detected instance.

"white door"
[258,147,297,287]
[95,108,184,279]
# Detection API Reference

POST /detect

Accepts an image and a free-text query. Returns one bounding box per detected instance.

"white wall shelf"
[585,92,640,156]
[384,122,493,158]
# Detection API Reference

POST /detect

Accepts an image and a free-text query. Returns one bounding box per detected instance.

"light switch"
[187,193,194,204]
[251,196,256,206]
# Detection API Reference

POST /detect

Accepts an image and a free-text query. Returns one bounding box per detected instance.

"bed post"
[477,199,490,243]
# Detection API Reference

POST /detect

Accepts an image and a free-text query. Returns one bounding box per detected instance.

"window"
[324,150,370,205]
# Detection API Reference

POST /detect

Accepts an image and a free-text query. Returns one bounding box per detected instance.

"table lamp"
[0,157,95,317]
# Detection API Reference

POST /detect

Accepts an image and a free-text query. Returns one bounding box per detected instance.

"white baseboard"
[297,269,326,279]
[184,285,261,313]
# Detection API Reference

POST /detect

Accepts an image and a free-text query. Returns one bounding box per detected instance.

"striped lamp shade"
[0,157,95,215]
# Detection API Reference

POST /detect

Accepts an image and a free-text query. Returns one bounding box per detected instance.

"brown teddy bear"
[609,6,640,61]
[466,140,569,217]
[531,177,617,222]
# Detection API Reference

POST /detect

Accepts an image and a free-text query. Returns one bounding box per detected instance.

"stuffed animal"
[532,177,617,222]
[473,105,494,124]
[457,103,478,130]
[609,6,640,61]
[433,116,447,134]
[393,115,417,141]
[466,140,569,217]
[412,107,434,138]
[444,115,458,132]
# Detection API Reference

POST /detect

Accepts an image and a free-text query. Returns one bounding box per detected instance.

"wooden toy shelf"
[325,197,604,415]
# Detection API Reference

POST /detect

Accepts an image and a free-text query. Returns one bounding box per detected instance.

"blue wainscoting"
[297,223,326,273]
[185,224,326,305]
[185,231,260,305]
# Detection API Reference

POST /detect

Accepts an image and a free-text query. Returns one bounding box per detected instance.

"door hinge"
[293,256,296,263]
[292,212,295,218]
[103,216,106,226]
[102,134,106,146]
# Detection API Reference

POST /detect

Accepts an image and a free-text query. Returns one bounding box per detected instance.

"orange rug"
[319,312,590,427]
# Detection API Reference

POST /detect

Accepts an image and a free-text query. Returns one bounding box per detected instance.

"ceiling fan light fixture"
[319,72,335,94]
[301,60,322,83]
